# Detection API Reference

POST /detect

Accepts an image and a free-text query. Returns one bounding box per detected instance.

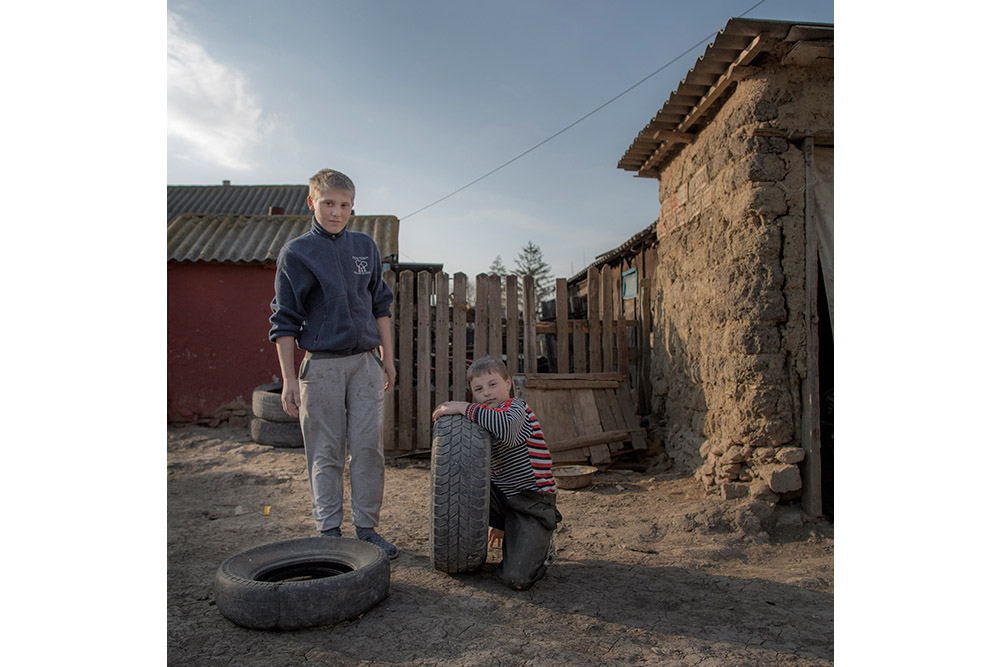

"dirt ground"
[167,423,833,666]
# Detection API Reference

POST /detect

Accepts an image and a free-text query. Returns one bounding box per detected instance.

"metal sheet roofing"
[618,18,833,177]
[167,184,311,222]
[569,221,658,284]
[167,214,400,264]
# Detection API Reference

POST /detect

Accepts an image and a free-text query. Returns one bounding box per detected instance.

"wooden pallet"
[512,373,646,465]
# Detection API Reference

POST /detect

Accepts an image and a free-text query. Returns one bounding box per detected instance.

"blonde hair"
[467,356,509,382]
[309,169,355,202]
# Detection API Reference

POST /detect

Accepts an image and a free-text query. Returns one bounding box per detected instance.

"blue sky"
[168,0,833,279]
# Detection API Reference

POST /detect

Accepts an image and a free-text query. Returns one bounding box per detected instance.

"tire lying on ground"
[214,537,390,630]
[430,414,492,573]
[251,382,298,423]
[249,416,303,448]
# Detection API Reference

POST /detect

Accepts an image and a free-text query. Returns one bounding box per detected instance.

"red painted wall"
[167,262,304,422]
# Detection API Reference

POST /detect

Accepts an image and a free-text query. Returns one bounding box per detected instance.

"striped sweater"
[464,397,556,496]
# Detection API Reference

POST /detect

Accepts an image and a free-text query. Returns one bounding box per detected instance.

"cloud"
[167,11,273,171]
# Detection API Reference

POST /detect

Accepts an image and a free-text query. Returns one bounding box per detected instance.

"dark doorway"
[818,263,834,520]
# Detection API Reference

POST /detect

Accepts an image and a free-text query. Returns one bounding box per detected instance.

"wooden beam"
[679,36,773,133]
[801,136,823,517]
[547,429,631,454]
[652,130,695,144]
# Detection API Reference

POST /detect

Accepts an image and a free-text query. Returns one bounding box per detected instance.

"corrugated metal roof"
[569,221,658,284]
[167,184,311,222]
[618,18,833,177]
[167,214,400,264]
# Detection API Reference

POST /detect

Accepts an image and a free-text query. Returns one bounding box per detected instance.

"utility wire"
[400,0,769,221]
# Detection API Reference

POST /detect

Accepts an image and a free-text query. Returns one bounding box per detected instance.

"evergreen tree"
[513,241,554,311]
[488,255,507,276]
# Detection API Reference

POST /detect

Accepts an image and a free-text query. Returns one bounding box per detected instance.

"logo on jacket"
[353,256,370,275]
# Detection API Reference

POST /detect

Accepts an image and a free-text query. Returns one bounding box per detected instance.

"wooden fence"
[382,268,651,457]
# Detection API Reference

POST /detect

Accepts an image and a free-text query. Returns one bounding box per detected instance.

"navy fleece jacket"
[269,218,393,354]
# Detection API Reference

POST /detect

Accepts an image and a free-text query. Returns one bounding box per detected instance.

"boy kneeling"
[432,356,562,590]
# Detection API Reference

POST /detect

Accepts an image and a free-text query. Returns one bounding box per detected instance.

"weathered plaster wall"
[649,56,833,502]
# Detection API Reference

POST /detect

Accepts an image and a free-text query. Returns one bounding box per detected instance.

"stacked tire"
[249,382,303,448]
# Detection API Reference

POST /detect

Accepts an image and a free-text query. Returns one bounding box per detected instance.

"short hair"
[309,169,355,202]
[467,356,509,382]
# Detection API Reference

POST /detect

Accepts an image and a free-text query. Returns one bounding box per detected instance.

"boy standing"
[269,168,398,558]
[432,356,562,590]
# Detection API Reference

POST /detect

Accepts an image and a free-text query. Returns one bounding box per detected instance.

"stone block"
[721,483,749,500]
[761,463,802,493]
[721,463,742,479]
[776,447,805,464]
[720,445,746,464]
[699,440,713,459]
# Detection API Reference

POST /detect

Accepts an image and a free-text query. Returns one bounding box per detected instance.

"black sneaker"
[355,528,399,559]
[320,527,342,538]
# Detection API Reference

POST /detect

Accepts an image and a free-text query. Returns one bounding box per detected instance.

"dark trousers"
[489,483,562,590]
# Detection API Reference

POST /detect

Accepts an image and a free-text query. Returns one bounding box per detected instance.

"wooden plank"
[505,274,519,376]
[592,385,617,434]
[615,383,646,450]
[601,266,614,372]
[801,136,823,517]
[524,379,621,389]
[571,387,611,463]
[488,274,502,360]
[434,271,450,409]
[474,274,487,361]
[618,315,628,376]
[556,278,569,373]
[587,266,601,372]
[604,386,626,432]
[452,273,468,401]
[523,276,537,373]
[397,271,414,451]
[522,372,624,381]
[382,270,397,452]
[547,429,631,453]
[524,389,577,444]
[572,320,586,373]
[416,272,432,450]
[639,277,652,415]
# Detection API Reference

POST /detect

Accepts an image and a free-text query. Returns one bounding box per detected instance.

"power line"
[400,0,770,221]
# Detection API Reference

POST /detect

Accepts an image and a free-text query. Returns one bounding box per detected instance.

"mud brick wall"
[649,57,833,502]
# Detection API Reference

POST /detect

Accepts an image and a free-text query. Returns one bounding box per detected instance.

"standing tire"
[430,415,492,573]
[252,382,298,423]
[249,416,303,448]
[214,537,390,630]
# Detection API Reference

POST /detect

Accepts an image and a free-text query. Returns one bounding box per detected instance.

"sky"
[167,0,834,279]
[8,2,1000,661]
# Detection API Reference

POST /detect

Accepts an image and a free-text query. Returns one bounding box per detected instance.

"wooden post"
[601,265,614,372]
[523,276,537,373]
[453,273,468,401]
[556,278,569,373]
[474,274,487,362]
[434,271,450,409]
[588,266,601,373]
[397,271,414,451]
[382,270,396,452]
[572,320,586,373]
[801,136,823,517]
[505,274,520,376]
[488,274,502,360]
[417,271,432,450]
[618,315,628,378]
[639,277,652,415]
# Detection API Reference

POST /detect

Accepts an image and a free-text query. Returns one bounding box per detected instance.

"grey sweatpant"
[298,350,385,533]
